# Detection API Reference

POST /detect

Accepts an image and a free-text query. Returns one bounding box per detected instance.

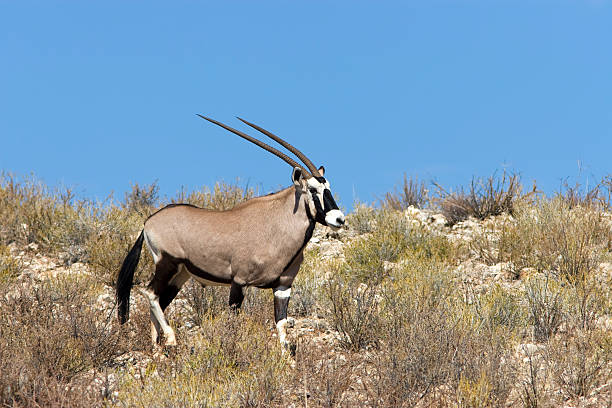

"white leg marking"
[139,288,177,347]
[276,318,289,350]
[150,319,160,344]
[274,286,291,353]
[273,287,291,299]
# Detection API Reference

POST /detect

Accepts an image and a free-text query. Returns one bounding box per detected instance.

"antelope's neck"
[279,185,315,243]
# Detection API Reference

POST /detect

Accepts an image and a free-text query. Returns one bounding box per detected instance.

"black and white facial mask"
[305,176,345,229]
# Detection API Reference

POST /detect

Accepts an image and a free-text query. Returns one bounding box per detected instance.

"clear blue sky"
[1,1,611,209]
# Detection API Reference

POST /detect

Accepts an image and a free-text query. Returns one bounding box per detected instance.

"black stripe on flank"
[183,259,232,285]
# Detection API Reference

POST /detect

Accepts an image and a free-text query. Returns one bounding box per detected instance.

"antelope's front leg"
[273,286,291,353]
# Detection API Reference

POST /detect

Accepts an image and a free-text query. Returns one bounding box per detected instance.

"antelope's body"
[116,116,344,352]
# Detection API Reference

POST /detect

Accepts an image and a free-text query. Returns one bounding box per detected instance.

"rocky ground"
[3,206,611,407]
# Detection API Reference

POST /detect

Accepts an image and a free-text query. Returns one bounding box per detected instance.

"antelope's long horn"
[237,117,322,178]
[198,115,311,177]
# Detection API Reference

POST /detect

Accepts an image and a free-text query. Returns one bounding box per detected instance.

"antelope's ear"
[318,166,325,177]
[292,167,304,186]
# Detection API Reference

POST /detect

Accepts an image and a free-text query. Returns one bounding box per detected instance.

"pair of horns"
[197,115,322,178]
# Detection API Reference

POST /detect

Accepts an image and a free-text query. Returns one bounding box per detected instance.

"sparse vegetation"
[1,171,610,407]
[556,177,612,211]
[382,173,429,210]
[434,170,523,225]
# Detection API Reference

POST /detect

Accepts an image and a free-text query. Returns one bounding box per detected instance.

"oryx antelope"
[116,115,345,352]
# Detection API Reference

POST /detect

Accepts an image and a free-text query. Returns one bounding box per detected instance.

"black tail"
[116,230,145,324]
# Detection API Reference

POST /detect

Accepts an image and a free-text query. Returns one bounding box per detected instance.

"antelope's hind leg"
[143,260,190,347]
[229,282,245,311]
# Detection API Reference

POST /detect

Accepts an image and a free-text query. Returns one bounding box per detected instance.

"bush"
[343,210,453,284]
[472,284,526,334]
[0,173,51,245]
[289,248,326,317]
[529,201,610,280]
[86,205,152,286]
[0,275,129,407]
[290,341,356,407]
[122,181,159,214]
[116,312,288,407]
[545,329,611,400]
[434,171,523,225]
[346,202,376,234]
[468,214,521,271]
[370,257,517,407]
[524,274,565,342]
[556,176,612,211]
[326,267,382,351]
[372,259,457,405]
[469,197,611,279]
[382,174,428,210]
[178,280,229,327]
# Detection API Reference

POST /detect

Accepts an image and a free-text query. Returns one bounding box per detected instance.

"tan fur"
[145,185,311,289]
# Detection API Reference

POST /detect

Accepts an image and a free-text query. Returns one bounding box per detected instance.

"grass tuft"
[434,171,523,225]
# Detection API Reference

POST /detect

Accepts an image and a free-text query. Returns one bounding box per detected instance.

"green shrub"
[343,210,453,284]
[472,284,526,334]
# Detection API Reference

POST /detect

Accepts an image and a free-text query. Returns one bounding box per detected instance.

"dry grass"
[173,180,256,210]
[0,244,21,288]
[470,197,612,280]
[381,174,429,210]
[0,171,610,407]
[434,171,523,225]
[346,202,377,234]
[0,275,132,407]
[116,312,288,407]
[557,176,612,211]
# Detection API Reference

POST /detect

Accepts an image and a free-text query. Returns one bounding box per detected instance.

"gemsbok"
[116,115,345,353]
